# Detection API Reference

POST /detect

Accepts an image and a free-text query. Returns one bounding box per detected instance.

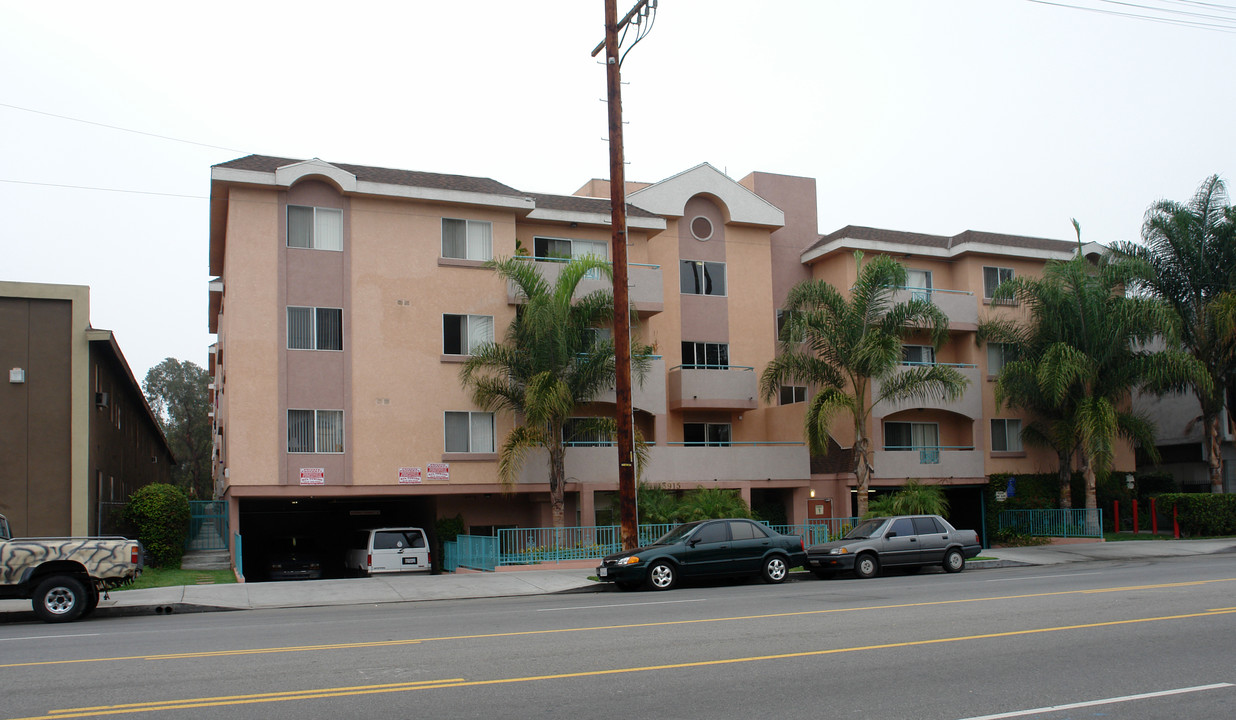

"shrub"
[124,484,190,568]
[994,528,1051,547]
[680,487,751,521]
[1155,494,1236,536]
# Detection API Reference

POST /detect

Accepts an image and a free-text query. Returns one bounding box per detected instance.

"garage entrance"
[238,496,437,582]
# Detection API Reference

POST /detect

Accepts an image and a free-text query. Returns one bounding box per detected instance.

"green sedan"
[596,518,807,591]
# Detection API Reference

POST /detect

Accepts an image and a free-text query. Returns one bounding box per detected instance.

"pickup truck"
[0,513,144,622]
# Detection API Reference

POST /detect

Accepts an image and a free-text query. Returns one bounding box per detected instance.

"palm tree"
[460,255,651,527]
[1111,176,1236,493]
[864,478,949,518]
[983,253,1207,509]
[759,252,969,516]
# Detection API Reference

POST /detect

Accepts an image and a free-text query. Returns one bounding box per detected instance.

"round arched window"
[690,216,714,241]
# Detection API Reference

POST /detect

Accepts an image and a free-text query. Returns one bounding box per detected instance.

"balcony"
[875,363,982,419]
[872,446,985,480]
[667,364,758,411]
[515,442,809,485]
[507,257,663,315]
[892,286,977,329]
[595,355,667,414]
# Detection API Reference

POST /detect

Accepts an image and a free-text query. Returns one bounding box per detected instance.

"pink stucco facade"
[208,156,1130,574]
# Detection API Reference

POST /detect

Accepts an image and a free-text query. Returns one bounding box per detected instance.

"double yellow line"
[13,604,1236,720]
[3,577,1234,671]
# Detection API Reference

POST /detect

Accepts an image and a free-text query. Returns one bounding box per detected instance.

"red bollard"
[1173,506,1180,539]
[1114,500,1120,533]
[1151,498,1158,535]
[1133,498,1139,534]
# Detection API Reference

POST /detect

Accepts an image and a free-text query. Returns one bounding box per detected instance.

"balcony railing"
[892,286,978,326]
[509,256,663,313]
[667,363,758,411]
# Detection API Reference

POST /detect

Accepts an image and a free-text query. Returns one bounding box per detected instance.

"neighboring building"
[207,156,1132,576]
[1132,386,1235,493]
[0,282,175,537]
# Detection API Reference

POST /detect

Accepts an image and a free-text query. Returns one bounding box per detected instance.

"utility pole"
[595,0,656,551]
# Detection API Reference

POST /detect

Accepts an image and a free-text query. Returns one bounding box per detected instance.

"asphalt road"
[1,555,1234,720]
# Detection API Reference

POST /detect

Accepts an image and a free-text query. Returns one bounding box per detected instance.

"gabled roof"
[628,163,785,227]
[214,155,526,197]
[802,225,1091,264]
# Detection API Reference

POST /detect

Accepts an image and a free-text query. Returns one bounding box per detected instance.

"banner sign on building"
[426,463,449,480]
[299,468,325,486]
[398,467,422,484]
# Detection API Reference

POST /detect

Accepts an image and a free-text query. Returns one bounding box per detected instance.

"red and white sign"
[398,467,422,484]
[426,463,450,480]
[299,468,325,486]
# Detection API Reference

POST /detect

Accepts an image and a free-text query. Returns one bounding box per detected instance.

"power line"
[0,102,247,153]
[1023,0,1236,31]
[0,178,206,199]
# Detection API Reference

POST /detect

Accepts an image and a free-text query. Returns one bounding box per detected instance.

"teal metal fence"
[187,501,228,550]
[234,533,243,579]
[444,534,499,572]
[997,509,1103,538]
[489,519,862,567]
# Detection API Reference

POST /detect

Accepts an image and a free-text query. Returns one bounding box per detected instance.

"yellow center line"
[10,607,1235,720]
[2,577,1232,670]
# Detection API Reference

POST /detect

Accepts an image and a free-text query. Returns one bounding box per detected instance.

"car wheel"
[854,553,880,579]
[762,556,789,584]
[81,586,101,617]
[32,575,88,623]
[646,561,677,591]
[943,548,965,573]
[615,580,641,591]
[810,568,836,580]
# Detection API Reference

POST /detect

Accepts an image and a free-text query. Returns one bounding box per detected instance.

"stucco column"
[579,486,596,527]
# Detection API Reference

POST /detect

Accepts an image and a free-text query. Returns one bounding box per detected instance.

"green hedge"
[1154,494,1236,536]
[124,483,190,568]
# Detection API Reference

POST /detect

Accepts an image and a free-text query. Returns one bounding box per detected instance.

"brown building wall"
[0,296,73,536]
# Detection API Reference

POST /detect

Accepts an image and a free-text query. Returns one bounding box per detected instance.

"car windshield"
[652,522,703,545]
[844,518,888,540]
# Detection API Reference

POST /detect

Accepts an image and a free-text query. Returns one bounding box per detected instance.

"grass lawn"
[124,567,237,590]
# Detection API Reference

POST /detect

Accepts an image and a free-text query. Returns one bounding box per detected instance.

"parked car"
[596,518,807,591]
[346,528,431,577]
[805,515,981,579]
[266,536,322,581]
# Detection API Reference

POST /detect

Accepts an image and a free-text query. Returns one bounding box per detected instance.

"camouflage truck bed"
[0,514,143,623]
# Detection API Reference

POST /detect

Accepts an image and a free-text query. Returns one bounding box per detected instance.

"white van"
[346,528,431,576]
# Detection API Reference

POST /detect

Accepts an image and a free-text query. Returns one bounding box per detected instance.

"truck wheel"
[33,575,88,623]
[82,586,101,617]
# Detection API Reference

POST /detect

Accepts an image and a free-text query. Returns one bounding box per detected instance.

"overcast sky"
[3,1,1234,384]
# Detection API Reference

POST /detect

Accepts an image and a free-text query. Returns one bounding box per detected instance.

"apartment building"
[207,155,1130,576]
[0,282,175,537]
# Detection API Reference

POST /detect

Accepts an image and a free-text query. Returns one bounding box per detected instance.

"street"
[1,555,1234,719]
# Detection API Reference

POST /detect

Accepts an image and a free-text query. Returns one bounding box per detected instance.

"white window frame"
[442,314,494,356]
[902,345,936,365]
[983,266,1015,300]
[987,342,1013,376]
[441,218,493,261]
[779,386,807,405]
[681,341,730,369]
[683,422,732,447]
[680,260,727,296]
[444,411,495,453]
[288,409,344,454]
[287,307,344,351]
[991,419,1023,452]
[905,268,933,302]
[287,205,343,251]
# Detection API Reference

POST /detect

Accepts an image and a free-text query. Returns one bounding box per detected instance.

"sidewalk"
[3,538,1233,623]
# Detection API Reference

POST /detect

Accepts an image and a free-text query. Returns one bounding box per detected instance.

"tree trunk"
[854,436,872,517]
[549,443,566,528]
[1081,452,1097,510]
[1207,415,1224,494]
[1058,448,1073,509]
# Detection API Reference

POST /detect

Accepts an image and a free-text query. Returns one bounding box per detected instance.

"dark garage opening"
[238,497,438,582]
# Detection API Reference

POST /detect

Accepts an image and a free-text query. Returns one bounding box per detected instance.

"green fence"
[187,501,229,550]
[997,509,1103,538]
